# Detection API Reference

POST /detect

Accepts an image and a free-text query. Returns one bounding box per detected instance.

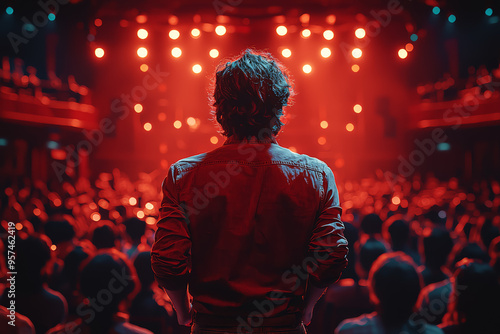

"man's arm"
[151,165,192,325]
[302,166,349,325]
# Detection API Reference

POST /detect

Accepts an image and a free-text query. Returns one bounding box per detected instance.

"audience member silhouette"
[419,227,453,286]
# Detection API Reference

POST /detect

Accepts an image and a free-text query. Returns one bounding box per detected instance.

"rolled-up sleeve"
[307,166,348,288]
[151,164,191,290]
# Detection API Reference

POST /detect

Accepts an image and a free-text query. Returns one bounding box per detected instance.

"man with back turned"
[151,49,348,334]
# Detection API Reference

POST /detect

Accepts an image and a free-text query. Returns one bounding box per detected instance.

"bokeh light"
[485,8,493,16]
[48,13,56,21]
[320,121,329,129]
[191,28,201,38]
[137,28,148,39]
[302,64,312,74]
[318,137,327,145]
[136,14,147,24]
[140,64,148,72]
[351,64,360,72]
[209,49,219,58]
[169,29,180,40]
[410,33,418,42]
[94,19,102,27]
[187,117,196,126]
[215,25,226,36]
[210,136,219,144]
[94,48,105,58]
[6,7,13,15]
[276,25,287,36]
[353,104,362,113]
[321,47,332,58]
[323,30,334,40]
[134,103,143,113]
[192,64,202,74]
[448,15,456,23]
[137,47,148,58]
[398,48,408,59]
[432,7,440,15]
[129,197,137,205]
[143,122,152,131]
[405,43,414,52]
[171,47,182,58]
[346,123,354,132]
[355,28,366,39]
[282,48,292,58]
[301,29,311,38]
[352,48,362,58]
[173,120,182,129]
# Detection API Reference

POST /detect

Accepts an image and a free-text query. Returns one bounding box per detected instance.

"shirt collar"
[223,135,278,145]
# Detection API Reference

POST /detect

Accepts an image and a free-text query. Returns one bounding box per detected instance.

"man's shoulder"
[269,145,329,173]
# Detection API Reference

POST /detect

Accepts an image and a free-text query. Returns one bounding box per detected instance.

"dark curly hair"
[211,49,293,139]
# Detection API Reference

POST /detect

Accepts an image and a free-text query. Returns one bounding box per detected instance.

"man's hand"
[301,306,314,326]
[302,284,327,326]
[165,287,193,326]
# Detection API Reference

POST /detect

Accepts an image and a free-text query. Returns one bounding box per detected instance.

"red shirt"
[151,137,348,318]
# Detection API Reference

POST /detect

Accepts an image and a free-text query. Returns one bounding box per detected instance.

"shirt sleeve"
[307,165,349,288]
[151,164,191,291]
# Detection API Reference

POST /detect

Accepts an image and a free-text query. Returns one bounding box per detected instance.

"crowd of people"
[1,169,499,334]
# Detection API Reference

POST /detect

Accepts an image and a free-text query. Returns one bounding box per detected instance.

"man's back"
[152,138,348,320]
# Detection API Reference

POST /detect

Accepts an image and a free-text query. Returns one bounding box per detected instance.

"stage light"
[276,25,287,36]
[94,18,102,27]
[210,136,219,144]
[410,33,418,41]
[50,245,57,251]
[282,48,292,58]
[355,28,366,39]
[300,13,310,24]
[159,143,168,153]
[140,64,148,72]
[171,47,182,58]
[353,104,362,113]
[144,122,152,131]
[94,47,105,58]
[137,47,148,58]
[169,29,180,40]
[485,8,493,16]
[398,48,408,59]
[91,212,101,221]
[326,14,336,25]
[302,64,312,74]
[318,137,326,145]
[48,13,56,21]
[432,7,440,15]
[392,196,401,205]
[301,29,311,38]
[405,43,414,52]
[215,25,226,36]
[321,47,331,58]
[134,103,143,113]
[173,120,182,129]
[6,7,13,15]
[158,112,166,121]
[323,30,334,40]
[320,121,329,129]
[448,14,456,23]
[209,49,219,58]
[136,14,147,23]
[145,202,154,210]
[346,123,354,132]
[351,64,360,72]
[137,28,148,39]
[187,117,196,126]
[137,210,145,219]
[191,28,201,37]
[192,64,202,74]
[352,48,362,58]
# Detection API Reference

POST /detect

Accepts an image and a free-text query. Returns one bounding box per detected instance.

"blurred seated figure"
[317,238,387,333]
[383,218,420,265]
[440,260,500,334]
[48,249,152,334]
[129,251,178,334]
[418,227,454,286]
[122,218,149,259]
[415,241,490,326]
[0,236,67,334]
[489,236,500,282]
[336,252,443,334]
[360,214,385,241]
[90,220,118,250]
